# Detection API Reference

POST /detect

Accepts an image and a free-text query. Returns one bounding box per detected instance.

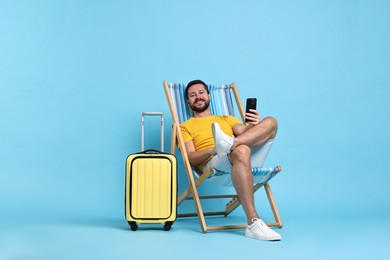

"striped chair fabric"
[167,82,280,186]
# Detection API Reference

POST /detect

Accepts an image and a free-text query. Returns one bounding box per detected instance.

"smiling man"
[179,79,281,241]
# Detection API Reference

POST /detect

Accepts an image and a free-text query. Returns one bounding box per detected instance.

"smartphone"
[245,98,257,122]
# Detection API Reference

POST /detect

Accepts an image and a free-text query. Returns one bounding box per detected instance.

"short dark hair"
[185,79,209,99]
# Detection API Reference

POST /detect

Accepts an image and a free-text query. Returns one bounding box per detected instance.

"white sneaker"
[211,122,234,157]
[245,218,282,241]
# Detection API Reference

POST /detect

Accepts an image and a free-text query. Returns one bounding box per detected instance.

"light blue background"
[1,0,389,259]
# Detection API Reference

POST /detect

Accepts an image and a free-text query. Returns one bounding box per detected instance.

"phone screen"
[245,98,257,122]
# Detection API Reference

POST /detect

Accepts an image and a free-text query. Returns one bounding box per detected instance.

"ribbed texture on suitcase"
[130,157,173,219]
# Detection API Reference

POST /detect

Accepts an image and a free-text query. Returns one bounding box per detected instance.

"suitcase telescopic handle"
[141,112,164,152]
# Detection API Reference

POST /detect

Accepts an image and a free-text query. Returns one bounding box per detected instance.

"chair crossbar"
[178,211,227,218]
[184,195,238,200]
[205,221,281,232]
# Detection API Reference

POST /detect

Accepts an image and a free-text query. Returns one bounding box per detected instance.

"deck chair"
[163,80,283,233]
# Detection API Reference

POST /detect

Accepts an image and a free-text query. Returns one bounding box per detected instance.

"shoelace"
[251,218,264,225]
[251,218,272,232]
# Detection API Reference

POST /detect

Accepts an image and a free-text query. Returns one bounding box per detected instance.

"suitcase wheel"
[163,221,173,231]
[128,221,138,231]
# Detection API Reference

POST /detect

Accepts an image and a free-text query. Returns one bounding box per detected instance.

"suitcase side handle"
[137,149,162,154]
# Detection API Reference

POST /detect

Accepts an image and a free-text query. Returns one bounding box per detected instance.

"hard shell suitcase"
[125,112,177,231]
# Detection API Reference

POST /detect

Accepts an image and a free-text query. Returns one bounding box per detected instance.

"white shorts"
[203,139,275,173]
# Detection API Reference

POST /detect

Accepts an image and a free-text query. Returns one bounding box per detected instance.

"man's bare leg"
[229,145,259,224]
[233,117,278,149]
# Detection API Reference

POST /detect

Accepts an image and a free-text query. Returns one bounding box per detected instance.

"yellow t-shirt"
[180,115,242,170]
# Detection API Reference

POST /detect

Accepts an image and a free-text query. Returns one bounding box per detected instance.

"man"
[180,79,281,241]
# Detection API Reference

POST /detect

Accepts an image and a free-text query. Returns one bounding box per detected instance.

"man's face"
[187,83,210,113]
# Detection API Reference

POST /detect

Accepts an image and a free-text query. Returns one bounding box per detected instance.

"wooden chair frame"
[163,80,282,233]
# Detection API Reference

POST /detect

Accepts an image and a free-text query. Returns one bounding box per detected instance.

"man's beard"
[189,98,210,113]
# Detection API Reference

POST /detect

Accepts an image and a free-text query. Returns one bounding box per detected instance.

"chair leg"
[264,182,283,228]
[170,124,177,154]
[174,123,208,233]
[190,184,208,232]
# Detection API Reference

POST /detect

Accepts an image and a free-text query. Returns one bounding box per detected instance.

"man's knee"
[231,145,251,164]
[263,116,278,137]
[263,116,278,129]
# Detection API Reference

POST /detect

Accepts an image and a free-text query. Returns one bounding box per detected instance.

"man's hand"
[186,140,217,166]
[208,147,217,157]
[245,109,261,126]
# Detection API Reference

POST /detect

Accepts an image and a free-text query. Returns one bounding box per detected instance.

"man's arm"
[232,109,261,136]
[184,140,216,166]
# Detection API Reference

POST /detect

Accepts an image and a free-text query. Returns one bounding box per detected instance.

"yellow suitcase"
[125,112,177,231]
